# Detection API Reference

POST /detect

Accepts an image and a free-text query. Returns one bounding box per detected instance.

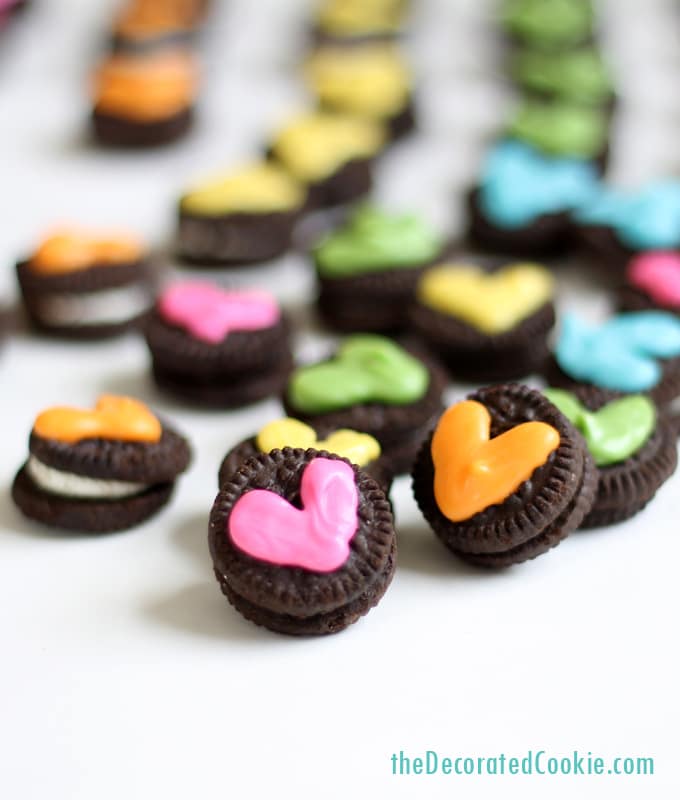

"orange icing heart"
[114,0,201,39]
[29,228,143,275]
[431,400,559,522]
[93,50,199,122]
[33,395,162,444]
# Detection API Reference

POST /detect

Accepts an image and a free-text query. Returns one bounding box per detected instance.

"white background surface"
[1,1,679,798]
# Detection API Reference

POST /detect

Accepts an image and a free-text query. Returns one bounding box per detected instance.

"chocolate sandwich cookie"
[573,180,680,271]
[284,334,446,474]
[501,0,595,51]
[507,100,609,169]
[218,417,393,492]
[177,162,306,265]
[410,261,555,381]
[110,0,207,53]
[16,228,154,338]
[210,447,396,635]
[145,281,292,407]
[12,395,191,533]
[546,311,680,408]
[544,387,677,527]
[91,49,199,147]
[619,252,680,316]
[467,139,599,256]
[303,44,415,139]
[268,112,385,208]
[510,47,615,112]
[411,384,597,568]
[314,205,443,332]
[310,0,408,47]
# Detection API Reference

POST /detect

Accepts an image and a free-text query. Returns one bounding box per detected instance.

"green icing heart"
[508,101,607,158]
[512,48,613,104]
[314,205,442,278]
[502,0,594,48]
[288,334,429,413]
[544,389,656,466]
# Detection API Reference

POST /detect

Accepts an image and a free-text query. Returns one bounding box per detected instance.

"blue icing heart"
[478,139,599,229]
[573,179,680,249]
[556,311,680,392]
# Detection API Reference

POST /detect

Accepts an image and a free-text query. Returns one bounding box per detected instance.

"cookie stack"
[90,0,210,146]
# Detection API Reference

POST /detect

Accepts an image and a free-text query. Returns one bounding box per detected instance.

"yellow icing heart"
[304,45,411,117]
[180,162,305,215]
[270,112,385,182]
[418,262,554,334]
[316,0,406,35]
[256,418,381,467]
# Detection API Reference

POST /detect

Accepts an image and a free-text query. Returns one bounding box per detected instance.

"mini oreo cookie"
[411,384,597,568]
[283,335,446,474]
[12,395,191,533]
[501,0,596,51]
[209,447,396,635]
[572,180,680,271]
[145,281,292,408]
[506,101,609,171]
[267,112,385,209]
[177,163,306,264]
[92,106,194,148]
[619,252,680,316]
[314,205,444,332]
[217,417,393,492]
[91,50,198,148]
[544,387,677,527]
[547,311,680,408]
[16,228,154,338]
[303,44,415,141]
[409,261,555,381]
[466,140,599,257]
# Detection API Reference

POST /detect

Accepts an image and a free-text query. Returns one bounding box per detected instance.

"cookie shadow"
[94,365,161,407]
[171,510,212,571]
[144,581,274,642]
[395,521,505,580]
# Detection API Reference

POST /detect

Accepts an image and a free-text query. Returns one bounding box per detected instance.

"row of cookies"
[90,1,210,147]
[11,370,678,635]
[176,0,415,263]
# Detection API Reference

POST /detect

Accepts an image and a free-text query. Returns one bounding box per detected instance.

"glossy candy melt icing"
[431,400,560,522]
[544,389,656,466]
[288,335,428,413]
[555,312,680,392]
[180,163,304,216]
[314,205,441,277]
[574,180,680,250]
[479,139,599,229]
[33,395,162,444]
[418,262,554,333]
[256,418,381,467]
[228,457,358,572]
[158,282,280,344]
[628,252,680,308]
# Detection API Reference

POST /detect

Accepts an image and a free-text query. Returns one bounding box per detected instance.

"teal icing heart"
[479,139,599,229]
[573,180,680,250]
[314,205,442,278]
[555,312,680,392]
[287,334,429,413]
[508,101,607,158]
[544,388,656,466]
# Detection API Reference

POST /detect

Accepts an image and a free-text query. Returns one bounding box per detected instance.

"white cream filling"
[27,455,149,499]
[33,283,150,327]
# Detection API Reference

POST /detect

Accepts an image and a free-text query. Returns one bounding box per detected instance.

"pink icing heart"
[228,458,358,572]
[628,251,680,308]
[158,281,280,344]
